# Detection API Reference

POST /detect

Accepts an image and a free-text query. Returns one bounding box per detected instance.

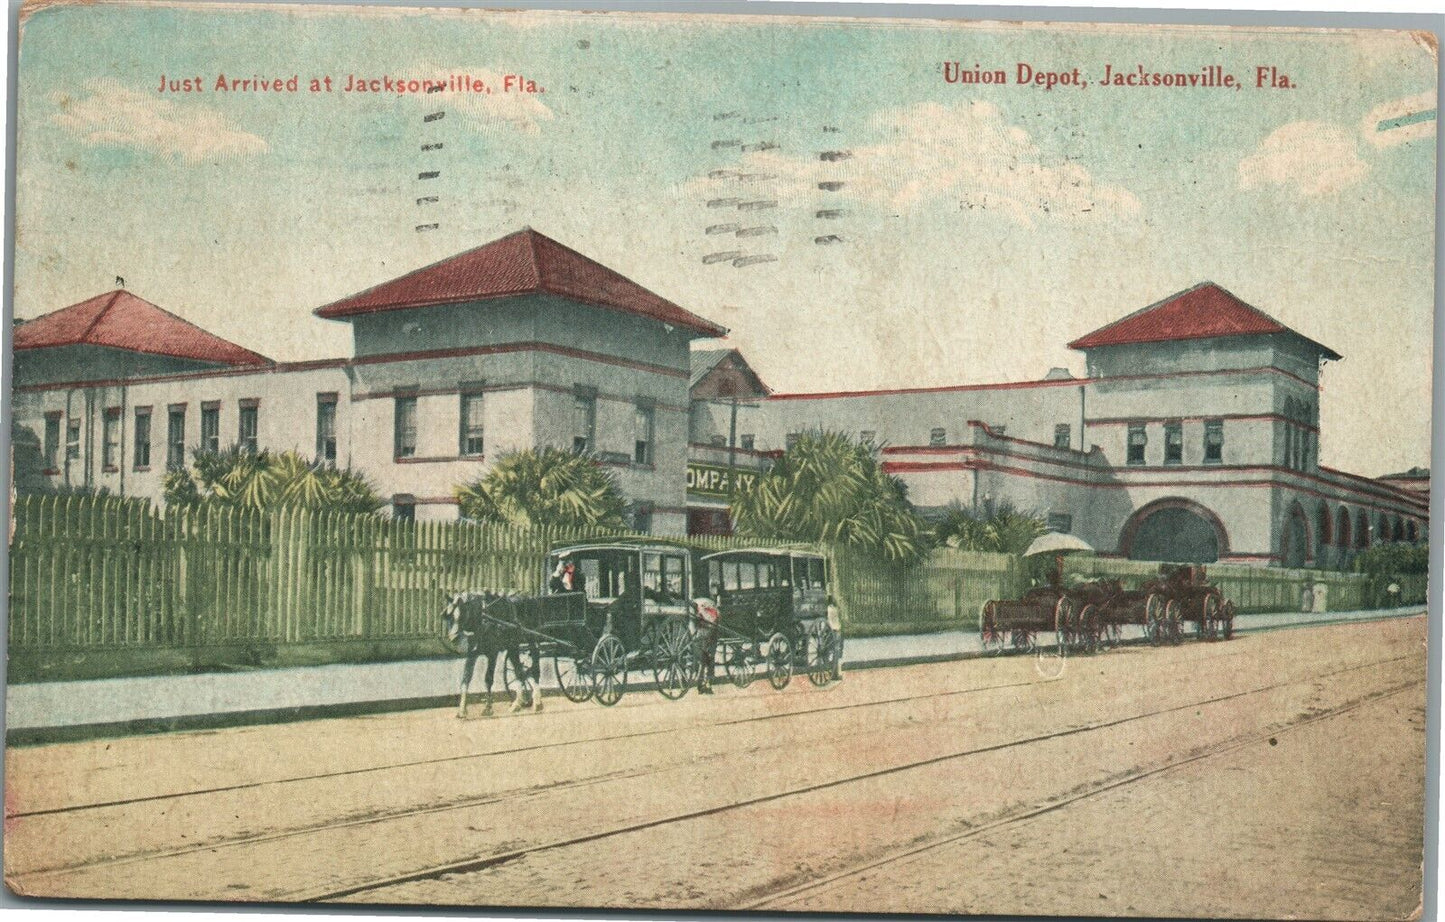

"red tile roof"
[1068,282,1341,359]
[14,290,270,367]
[314,228,728,337]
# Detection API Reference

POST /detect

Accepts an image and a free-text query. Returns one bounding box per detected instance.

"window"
[133,407,152,470]
[316,394,337,463]
[1204,419,1224,464]
[167,405,186,469]
[740,434,755,451]
[1126,423,1147,465]
[200,402,220,453]
[460,390,485,456]
[1163,421,1183,465]
[785,432,802,450]
[634,404,654,465]
[633,503,654,534]
[102,408,121,470]
[1054,424,1071,450]
[1047,512,1073,534]
[929,427,946,447]
[66,417,81,462]
[392,496,416,521]
[573,391,596,453]
[42,413,60,471]
[710,435,727,447]
[238,400,259,453]
[394,396,418,458]
[860,430,876,446]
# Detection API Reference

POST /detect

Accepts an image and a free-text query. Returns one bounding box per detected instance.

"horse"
[442,591,543,718]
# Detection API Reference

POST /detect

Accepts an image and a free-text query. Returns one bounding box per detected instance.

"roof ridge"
[78,289,125,343]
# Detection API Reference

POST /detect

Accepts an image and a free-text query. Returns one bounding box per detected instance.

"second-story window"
[200,402,220,453]
[460,388,485,457]
[102,408,121,471]
[573,391,596,453]
[1164,421,1183,465]
[238,400,259,453]
[1127,423,1147,465]
[1204,419,1224,464]
[1054,424,1071,450]
[860,430,876,446]
[43,413,60,471]
[316,394,337,463]
[634,403,654,465]
[740,433,755,451]
[167,405,186,469]
[929,427,946,447]
[133,407,152,469]
[394,396,418,459]
[785,432,802,450]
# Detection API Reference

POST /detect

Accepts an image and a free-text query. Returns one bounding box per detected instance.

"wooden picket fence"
[6,495,801,653]
[6,494,1417,658]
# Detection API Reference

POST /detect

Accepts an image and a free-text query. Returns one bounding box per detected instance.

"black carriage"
[480,541,708,707]
[1143,564,1235,642]
[696,548,843,689]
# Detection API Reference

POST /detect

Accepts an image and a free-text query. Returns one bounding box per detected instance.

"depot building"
[12,229,1428,569]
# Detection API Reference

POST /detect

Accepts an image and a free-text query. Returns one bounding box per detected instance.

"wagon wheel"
[1144,593,1164,646]
[1164,599,1183,646]
[807,620,840,687]
[590,634,628,707]
[502,645,539,704]
[1011,629,1036,655]
[766,631,793,691]
[651,619,699,700]
[724,641,754,689]
[1077,604,1100,654]
[1198,595,1220,641]
[1052,596,1074,657]
[980,601,1007,656]
[554,649,594,703]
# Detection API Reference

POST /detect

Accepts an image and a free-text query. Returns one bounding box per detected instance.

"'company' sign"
[686,462,759,497]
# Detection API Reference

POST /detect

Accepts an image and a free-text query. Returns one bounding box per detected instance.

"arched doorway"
[1356,510,1369,549]
[1120,499,1227,563]
[1316,504,1332,568]
[1281,503,1310,568]
[1337,506,1351,549]
[1408,520,1419,543]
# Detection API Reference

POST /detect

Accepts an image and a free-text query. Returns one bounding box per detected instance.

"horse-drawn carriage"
[980,564,1235,655]
[697,548,843,689]
[443,540,844,711]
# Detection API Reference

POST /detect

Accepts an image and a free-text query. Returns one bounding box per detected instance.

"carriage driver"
[692,585,722,694]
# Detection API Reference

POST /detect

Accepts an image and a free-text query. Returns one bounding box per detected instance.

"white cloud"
[398,66,555,135]
[1238,121,1369,197]
[51,80,268,164]
[1361,91,1436,149]
[686,100,1142,226]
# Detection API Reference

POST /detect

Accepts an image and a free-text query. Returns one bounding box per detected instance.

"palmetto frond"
[453,447,628,530]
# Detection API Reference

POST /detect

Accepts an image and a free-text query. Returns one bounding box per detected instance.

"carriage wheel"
[1164,600,1183,646]
[502,645,539,702]
[1145,593,1164,646]
[980,601,1007,655]
[1198,595,1220,641]
[807,620,840,687]
[725,642,754,689]
[766,632,793,691]
[590,634,628,707]
[652,619,699,700]
[554,651,594,704]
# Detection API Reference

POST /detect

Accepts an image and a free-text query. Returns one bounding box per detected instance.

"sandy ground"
[4,615,1426,919]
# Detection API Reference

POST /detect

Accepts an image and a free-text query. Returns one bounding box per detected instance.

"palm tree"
[730,430,928,565]
[932,500,1047,554]
[453,447,629,530]
[164,446,384,514]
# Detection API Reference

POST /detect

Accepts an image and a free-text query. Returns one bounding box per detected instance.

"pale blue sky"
[12,4,1437,476]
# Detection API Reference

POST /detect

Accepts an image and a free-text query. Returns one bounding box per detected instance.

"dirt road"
[5,616,1426,919]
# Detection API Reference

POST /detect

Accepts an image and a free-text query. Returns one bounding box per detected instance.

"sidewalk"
[4,605,1425,742]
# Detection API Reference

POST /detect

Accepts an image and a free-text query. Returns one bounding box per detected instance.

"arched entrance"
[1120,498,1227,563]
